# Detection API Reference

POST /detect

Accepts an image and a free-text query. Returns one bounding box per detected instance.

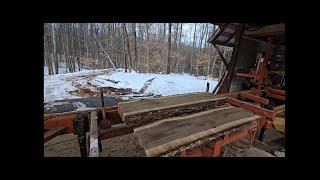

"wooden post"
[100,89,106,121]
[89,111,99,157]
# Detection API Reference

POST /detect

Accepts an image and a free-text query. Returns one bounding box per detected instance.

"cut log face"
[273,112,285,133]
[134,106,260,157]
[118,93,226,127]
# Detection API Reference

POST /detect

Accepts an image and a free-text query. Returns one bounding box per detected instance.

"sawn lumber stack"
[118,93,226,127]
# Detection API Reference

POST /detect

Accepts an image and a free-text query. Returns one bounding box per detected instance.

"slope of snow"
[44,68,218,103]
[93,69,218,96]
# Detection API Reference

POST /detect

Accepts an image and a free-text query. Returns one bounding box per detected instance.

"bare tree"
[145,23,150,73]
[167,23,172,74]
[132,23,138,71]
[191,24,197,73]
[44,23,228,78]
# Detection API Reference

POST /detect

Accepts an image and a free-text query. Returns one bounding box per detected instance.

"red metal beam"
[44,126,67,143]
[44,116,74,134]
[44,106,122,135]
[266,87,285,95]
[266,91,285,101]
[226,97,275,119]
[239,92,269,105]
[236,71,256,78]
[179,123,258,157]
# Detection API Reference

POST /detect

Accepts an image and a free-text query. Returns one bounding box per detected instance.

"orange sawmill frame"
[179,122,258,157]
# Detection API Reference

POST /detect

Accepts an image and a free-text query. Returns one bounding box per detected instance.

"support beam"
[212,69,227,94]
[266,91,285,101]
[213,44,228,68]
[239,92,269,105]
[207,24,229,43]
[223,30,237,46]
[219,24,245,93]
[225,97,275,119]
[265,87,285,95]
[89,111,99,157]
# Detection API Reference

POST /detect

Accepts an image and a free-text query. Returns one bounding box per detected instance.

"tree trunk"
[207,45,212,76]
[132,23,138,71]
[123,23,132,72]
[122,24,128,72]
[163,23,166,40]
[174,23,179,50]
[166,23,172,74]
[179,23,183,47]
[191,24,197,74]
[52,23,58,74]
[146,23,150,73]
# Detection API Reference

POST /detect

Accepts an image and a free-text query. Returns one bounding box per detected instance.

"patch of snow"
[72,101,87,109]
[93,69,218,95]
[274,150,285,157]
[75,107,97,112]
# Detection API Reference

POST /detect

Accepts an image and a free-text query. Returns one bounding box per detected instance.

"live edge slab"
[118,92,226,127]
[134,106,260,157]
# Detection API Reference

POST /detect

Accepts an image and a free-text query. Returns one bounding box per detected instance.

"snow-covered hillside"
[44,68,218,103]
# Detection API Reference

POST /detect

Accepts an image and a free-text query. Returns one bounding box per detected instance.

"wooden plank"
[134,106,234,133]
[100,123,134,140]
[118,93,226,126]
[118,92,213,114]
[134,107,260,157]
[244,24,285,37]
[44,126,67,143]
[89,111,99,157]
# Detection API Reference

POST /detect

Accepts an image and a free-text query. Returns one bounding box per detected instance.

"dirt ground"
[44,133,146,157]
[44,126,284,157]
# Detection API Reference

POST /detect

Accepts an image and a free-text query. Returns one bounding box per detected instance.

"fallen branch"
[92,31,116,70]
[139,77,156,93]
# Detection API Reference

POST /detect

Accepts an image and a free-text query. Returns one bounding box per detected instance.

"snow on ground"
[93,69,218,96]
[44,68,218,103]
[44,69,110,103]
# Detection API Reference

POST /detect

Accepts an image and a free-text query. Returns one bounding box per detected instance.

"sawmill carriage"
[44,23,285,157]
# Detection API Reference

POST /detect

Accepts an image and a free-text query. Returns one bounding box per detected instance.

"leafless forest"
[44,23,233,78]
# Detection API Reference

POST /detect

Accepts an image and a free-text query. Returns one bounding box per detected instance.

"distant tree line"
[44,23,233,78]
